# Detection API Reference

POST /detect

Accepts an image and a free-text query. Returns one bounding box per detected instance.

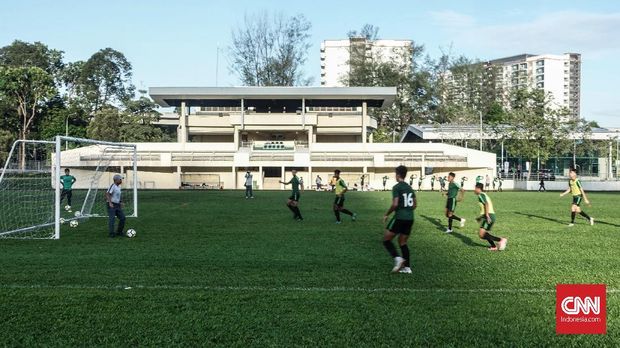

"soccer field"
[0,190,618,346]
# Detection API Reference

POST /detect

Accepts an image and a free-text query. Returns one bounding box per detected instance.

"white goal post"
[0,136,138,239]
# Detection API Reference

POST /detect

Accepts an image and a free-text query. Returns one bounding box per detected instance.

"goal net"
[0,136,138,239]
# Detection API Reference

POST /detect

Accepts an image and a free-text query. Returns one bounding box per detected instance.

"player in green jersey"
[474,183,507,251]
[443,172,465,233]
[60,168,77,211]
[560,168,593,226]
[382,165,416,274]
[279,169,304,221]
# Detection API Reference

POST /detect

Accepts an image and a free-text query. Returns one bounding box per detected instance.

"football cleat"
[499,238,508,251]
[445,229,453,234]
[391,257,405,273]
[460,219,466,228]
[488,247,498,251]
[399,267,412,274]
[589,217,594,226]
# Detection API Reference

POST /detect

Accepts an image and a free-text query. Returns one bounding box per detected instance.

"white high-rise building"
[320,38,413,87]
[488,53,581,118]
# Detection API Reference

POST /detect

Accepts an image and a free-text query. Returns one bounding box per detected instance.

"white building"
[320,38,413,87]
[61,87,496,190]
[488,53,581,118]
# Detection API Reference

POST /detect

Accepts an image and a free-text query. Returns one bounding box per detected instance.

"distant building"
[487,53,581,119]
[320,38,413,87]
[60,87,496,190]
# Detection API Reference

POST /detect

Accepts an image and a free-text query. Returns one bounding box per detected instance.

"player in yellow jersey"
[560,168,594,226]
[333,170,357,224]
[474,183,507,251]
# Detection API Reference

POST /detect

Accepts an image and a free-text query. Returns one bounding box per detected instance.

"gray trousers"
[245,185,253,197]
[108,203,126,236]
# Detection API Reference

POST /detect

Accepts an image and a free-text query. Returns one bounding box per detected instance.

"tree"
[86,106,122,141]
[78,48,134,113]
[347,24,379,40]
[500,88,574,174]
[0,40,64,81]
[0,66,56,166]
[229,12,312,86]
[120,95,171,142]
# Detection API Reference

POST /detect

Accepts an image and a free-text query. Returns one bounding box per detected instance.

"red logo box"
[556,284,606,335]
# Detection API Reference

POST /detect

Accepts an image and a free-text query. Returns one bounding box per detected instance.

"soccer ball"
[126,229,136,238]
[74,211,82,218]
[69,220,78,228]
[59,218,66,224]
[64,205,71,211]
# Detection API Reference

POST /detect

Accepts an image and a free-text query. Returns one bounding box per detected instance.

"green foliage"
[0,40,64,80]
[120,97,171,142]
[86,106,122,141]
[0,66,57,140]
[500,88,574,164]
[77,48,135,112]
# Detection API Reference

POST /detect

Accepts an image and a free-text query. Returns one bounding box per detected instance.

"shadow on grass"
[420,215,487,248]
[514,212,565,225]
[420,214,446,232]
[515,211,620,228]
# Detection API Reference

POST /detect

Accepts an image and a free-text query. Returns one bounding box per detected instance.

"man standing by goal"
[59,168,76,212]
[105,174,126,238]
[244,171,254,199]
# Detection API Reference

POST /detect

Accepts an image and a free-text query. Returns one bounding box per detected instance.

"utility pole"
[215,43,220,87]
[479,111,483,151]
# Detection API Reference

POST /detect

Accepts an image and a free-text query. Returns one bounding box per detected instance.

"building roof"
[401,124,620,142]
[149,86,397,108]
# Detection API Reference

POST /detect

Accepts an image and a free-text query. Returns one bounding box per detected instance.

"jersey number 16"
[402,193,414,207]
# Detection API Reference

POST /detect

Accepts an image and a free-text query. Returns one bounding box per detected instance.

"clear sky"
[1,0,619,126]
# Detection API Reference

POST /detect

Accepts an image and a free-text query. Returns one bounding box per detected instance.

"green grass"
[0,189,619,347]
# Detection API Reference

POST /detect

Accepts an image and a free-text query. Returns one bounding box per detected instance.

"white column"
[307,126,313,146]
[233,126,240,148]
[241,99,245,130]
[308,166,312,190]
[258,165,263,190]
[232,166,236,189]
[368,132,374,143]
[178,101,188,143]
[176,166,182,188]
[281,166,285,190]
[302,98,306,128]
[362,102,367,143]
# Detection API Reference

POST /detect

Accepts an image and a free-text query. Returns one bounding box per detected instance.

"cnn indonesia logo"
[556,284,606,335]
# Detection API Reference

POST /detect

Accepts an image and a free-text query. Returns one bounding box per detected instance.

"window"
[536,68,544,74]
[537,82,544,88]
[512,64,518,70]
[520,63,527,69]
[536,60,544,67]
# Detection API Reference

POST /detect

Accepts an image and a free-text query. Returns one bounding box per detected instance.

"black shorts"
[387,218,414,235]
[572,195,582,206]
[446,198,457,212]
[334,195,345,207]
[289,192,300,202]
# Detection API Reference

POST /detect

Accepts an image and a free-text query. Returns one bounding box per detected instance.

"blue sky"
[1,0,619,126]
